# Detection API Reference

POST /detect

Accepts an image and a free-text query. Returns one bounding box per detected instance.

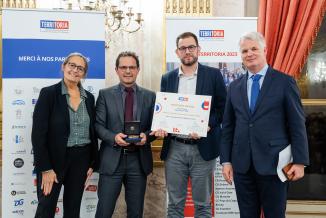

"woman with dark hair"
[32,52,98,218]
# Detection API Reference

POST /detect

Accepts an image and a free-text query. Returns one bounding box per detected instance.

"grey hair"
[239,32,266,50]
[63,52,88,74]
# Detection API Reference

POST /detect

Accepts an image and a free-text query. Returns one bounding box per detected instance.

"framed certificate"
[151,92,211,137]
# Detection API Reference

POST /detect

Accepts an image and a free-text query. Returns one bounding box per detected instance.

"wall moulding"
[302,99,326,106]
[165,0,212,16]
[287,200,326,216]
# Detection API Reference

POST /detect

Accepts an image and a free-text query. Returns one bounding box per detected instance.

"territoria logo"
[199,30,224,38]
[40,20,69,30]
[178,96,189,102]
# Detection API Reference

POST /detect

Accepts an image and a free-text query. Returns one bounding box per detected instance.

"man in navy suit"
[220,32,309,218]
[153,32,226,217]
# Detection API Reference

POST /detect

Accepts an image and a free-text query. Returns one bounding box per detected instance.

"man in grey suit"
[95,51,156,218]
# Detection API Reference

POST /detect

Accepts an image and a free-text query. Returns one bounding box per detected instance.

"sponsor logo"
[14,88,23,95]
[86,86,96,95]
[11,182,26,186]
[178,96,189,102]
[40,20,69,29]
[33,87,41,94]
[199,29,224,38]
[40,20,69,33]
[13,172,26,176]
[12,100,26,106]
[201,100,210,110]
[12,125,26,129]
[31,200,38,205]
[85,185,97,192]
[14,199,24,206]
[84,197,97,201]
[13,158,24,168]
[55,206,60,214]
[13,135,24,144]
[11,190,27,196]
[12,209,24,215]
[32,98,38,105]
[86,204,97,213]
[15,109,22,119]
[12,149,27,155]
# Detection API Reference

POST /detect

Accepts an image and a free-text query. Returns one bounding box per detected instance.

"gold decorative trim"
[164,0,212,16]
[288,200,326,205]
[152,139,164,167]
[287,200,326,215]
[302,99,326,106]
[154,160,164,167]
[152,146,163,152]
[287,212,326,215]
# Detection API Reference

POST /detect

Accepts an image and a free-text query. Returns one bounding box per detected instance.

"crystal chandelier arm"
[106,16,117,27]
[122,24,142,33]
[124,7,134,27]
[122,12,143,33]
[111,20,123,32]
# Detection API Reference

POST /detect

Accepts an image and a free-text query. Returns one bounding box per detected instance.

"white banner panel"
[166,17,257,63]
[166,16,257,218]
[2,8,105,218]
[2,9,104,40]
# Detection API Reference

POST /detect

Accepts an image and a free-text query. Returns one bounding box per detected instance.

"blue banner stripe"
[3,39,105,78]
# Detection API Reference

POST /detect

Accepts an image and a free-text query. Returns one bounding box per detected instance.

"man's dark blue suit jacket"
[220,67,309,175]
[160,63,227,161]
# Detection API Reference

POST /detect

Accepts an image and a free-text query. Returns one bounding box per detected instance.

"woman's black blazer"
[32,81,98,175]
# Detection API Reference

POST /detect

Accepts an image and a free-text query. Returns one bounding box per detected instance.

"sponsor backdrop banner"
[2,9,105,217]
[166,17,257,218]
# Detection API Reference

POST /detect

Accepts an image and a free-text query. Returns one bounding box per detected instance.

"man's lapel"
[240,73,250,117]
[252,67,273,115]
[113,86,124,123]
[172,70,179,93]
[195,64,204,95]
[136,86,143,121]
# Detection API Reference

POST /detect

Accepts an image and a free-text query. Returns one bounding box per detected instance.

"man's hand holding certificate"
[151,92,211,137]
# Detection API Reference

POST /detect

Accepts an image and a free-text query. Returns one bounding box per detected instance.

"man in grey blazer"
[95,51,156,218]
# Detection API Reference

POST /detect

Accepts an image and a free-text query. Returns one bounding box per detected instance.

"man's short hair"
[115,51,140,68]
[176,32,199,48]
[239,31,266,50]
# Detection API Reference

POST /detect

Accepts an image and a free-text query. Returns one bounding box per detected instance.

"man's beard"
[181,55,198,66]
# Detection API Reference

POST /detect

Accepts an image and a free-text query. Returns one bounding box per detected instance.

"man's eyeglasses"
[67,62,85,73]
[118,66,138,71]
[178,45,198,53]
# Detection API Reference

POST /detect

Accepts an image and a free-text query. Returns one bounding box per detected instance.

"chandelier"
[60,0,144,47]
